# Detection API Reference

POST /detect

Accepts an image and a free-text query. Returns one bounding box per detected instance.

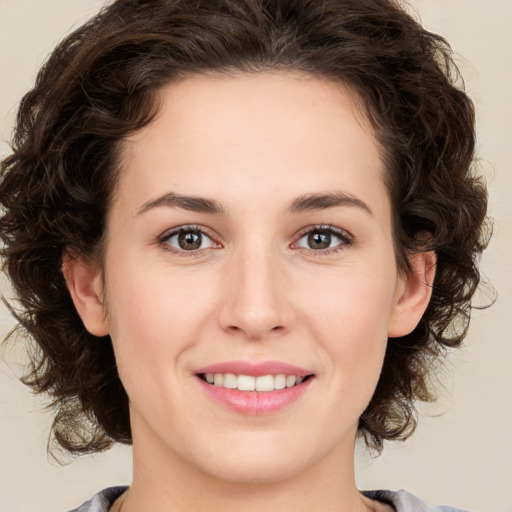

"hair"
[0,0,490,455]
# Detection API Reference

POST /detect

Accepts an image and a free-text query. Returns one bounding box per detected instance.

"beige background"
[0,1,510,511]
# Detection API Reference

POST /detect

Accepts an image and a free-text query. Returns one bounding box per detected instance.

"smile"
[195,361,315,415]
[199,373,311,392]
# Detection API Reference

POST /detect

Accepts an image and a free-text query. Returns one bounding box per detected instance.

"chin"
[204,457,306,485]
[191,433,322,485]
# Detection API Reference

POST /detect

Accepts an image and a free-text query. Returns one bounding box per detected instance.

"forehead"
[125,71,378,157]
[117,72,388,218]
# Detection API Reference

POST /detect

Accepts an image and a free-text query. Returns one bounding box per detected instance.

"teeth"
[274,374,286,389]
[255,375,274,391]
[237,375,255,391]
[203,373,308,392]
[223,373,237,389]
[286,375,296,388]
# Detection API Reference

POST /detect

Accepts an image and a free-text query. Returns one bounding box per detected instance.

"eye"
[161,226,217,252]
[293,226,352,252]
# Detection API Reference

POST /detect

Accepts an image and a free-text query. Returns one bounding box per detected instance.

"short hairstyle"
[0,0,489,455]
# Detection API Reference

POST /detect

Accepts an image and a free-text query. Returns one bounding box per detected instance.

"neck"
[119,421,374,512]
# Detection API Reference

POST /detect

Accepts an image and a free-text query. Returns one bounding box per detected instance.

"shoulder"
[362,489,470,512]
[68,487,468,512]
[67,487,128,512]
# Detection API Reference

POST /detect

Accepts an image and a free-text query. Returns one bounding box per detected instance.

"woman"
[0,0,490,511]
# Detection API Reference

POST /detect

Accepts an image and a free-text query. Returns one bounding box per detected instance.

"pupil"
[308,232,331,249]
[178,230,202,250]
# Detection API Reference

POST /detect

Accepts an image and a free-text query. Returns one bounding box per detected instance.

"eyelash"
[158,224,353,256]
[292,224,353,256]
[158,224,220,256]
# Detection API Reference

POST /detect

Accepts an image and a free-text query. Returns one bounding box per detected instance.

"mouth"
[198,372,314,392]
[194,362,315,415]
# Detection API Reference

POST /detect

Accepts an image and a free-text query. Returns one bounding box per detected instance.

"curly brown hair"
[0,0,489,455]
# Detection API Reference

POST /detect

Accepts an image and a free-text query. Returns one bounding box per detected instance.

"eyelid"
[158,224,222,254]
[156,223,352,256]
[294,224,353,241]
[290,224,354,253]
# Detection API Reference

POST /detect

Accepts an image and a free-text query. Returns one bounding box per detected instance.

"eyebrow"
[137,190,372,217]
[137,192,225,215]
[290,191,373,216]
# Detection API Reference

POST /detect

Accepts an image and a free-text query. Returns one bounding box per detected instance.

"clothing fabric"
[68,486,469,512]
[362,490,469,511]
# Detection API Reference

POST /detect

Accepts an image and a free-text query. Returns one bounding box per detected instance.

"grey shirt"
[68,486,469,511]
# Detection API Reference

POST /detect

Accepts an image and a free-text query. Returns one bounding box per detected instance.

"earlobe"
[62,251,109,337]
[388,251,436,338]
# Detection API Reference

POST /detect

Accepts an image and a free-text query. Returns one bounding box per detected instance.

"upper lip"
[195,360,314,377]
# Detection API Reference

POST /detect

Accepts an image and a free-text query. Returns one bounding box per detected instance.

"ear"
[388,251,436,338]
[62,251,109,337]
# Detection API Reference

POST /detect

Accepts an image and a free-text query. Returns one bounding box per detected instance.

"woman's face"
[72,72,428,484]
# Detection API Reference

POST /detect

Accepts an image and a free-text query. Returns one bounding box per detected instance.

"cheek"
[297,268,395,386]
[103,270,206,416]
[301,268,396,337]
[105,265,219,363]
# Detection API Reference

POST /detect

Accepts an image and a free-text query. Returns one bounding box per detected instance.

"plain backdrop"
[0,1,510,511]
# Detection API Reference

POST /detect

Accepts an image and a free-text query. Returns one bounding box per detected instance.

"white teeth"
[255,375,274,391]
[223,373,237,388]
[237,374,256,391]
[203,373,308,391]
[286,375,297,388]
[274,374,286,389]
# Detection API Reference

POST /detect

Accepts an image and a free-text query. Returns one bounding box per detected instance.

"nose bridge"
[219,235,292,340]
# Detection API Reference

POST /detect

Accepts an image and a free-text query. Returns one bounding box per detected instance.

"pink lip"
[194,360,315,416]
[195,360,313,377]
[197,376,314,416]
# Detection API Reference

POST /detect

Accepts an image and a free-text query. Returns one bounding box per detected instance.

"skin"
[64,72,435,512]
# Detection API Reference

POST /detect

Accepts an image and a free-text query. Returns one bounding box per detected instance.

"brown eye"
[163,228,215,252]
[307,231,332,249]
[294,226,351,252]
[178,230,203,250]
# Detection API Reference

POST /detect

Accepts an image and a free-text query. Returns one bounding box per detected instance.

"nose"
[218,244,294,341]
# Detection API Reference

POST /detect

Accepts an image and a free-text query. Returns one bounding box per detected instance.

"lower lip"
[197,377,314,416]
